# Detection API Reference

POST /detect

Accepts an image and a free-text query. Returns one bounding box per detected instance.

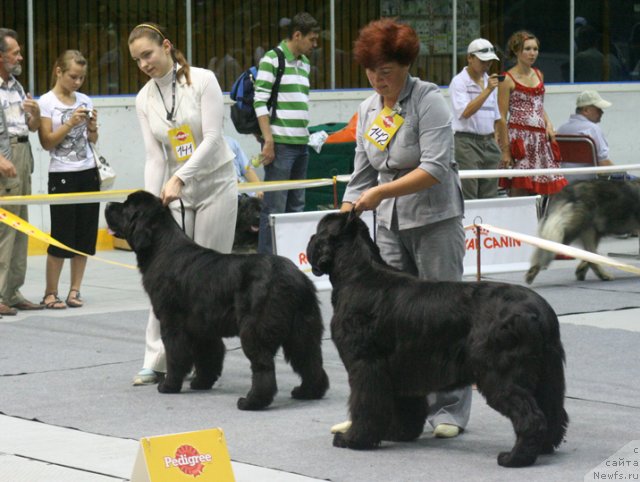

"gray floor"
[1,236,639,481]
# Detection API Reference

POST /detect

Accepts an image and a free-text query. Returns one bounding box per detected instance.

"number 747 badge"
[168,124,195,162]
[364,106,404,151]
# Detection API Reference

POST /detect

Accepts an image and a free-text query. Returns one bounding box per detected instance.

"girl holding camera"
[38,49,99,309]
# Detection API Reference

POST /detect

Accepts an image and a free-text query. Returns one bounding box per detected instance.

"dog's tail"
[535,333,569,451]
[526,199,575,284]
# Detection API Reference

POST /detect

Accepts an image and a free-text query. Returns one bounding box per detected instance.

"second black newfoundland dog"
[307,212,568,467]
[105,191,329,410]
[233,194,263,253]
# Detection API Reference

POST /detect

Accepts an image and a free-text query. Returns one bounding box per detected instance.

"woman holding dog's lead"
[128,23,237,385]
[336,19,470,439]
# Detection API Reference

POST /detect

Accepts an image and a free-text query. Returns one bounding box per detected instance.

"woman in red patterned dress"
[497,31,567,197]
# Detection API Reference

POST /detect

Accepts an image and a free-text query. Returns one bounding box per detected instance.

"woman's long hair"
[128,22,191,85]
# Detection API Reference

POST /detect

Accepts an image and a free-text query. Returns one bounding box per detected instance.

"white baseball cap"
[467,38,499,61]
[576,90,612,109]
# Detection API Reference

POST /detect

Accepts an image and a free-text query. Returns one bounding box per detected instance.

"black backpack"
[230,48,286,136]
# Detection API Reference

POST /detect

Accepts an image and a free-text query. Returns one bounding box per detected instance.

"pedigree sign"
[131,428,235,481]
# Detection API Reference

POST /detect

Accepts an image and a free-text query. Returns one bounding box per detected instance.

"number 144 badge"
[168,124,195,162]
[364,106,404,151]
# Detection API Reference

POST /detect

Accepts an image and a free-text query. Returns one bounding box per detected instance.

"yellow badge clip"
[168,124,195,162]
[364,106,404,151]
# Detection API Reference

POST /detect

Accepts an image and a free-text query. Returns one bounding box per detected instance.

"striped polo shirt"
[254,40,310,145]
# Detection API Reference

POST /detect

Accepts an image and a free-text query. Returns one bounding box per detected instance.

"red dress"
[499,69,567,194]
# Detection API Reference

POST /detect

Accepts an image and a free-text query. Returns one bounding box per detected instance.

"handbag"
[90,142,116,190]
[510,138,526,160]
[550,140,562,161]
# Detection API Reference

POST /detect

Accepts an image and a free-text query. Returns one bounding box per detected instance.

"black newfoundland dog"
[233,194,263,253]
[307,212,568,467]
[105,191,329,410]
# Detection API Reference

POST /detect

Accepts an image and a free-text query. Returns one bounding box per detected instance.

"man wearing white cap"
[449,38,503,199]
[557,90,614,182]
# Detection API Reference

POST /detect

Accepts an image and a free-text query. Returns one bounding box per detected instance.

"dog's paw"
[497,450,537,467]
[332,432,349,448]
[332,432,379,450]
[539,443,555,455]
[291,372,329,400]
[190,378,214,390]
[157,381,181,394]
[595,270,613,281]
[237,396,268,411]
[525,266,540,284]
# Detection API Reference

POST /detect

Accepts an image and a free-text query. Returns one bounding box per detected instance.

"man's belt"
[10,135,29,144]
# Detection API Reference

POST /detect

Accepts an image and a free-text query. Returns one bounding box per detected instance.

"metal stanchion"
[475,225,482,282]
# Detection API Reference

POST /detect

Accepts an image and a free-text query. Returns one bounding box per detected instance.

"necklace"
[154,64,176,122]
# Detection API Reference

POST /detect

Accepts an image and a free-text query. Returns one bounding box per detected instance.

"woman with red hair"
[336,19,470,440]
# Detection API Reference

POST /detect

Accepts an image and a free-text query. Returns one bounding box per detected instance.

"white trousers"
[142,163,237,372]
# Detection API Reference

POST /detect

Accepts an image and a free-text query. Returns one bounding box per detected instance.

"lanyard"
[155,65,176,122]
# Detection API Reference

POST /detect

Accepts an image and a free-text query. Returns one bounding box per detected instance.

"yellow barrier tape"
[3,165,639,205]
[0,207,137,270]
[475,223,640,276]
[0,178,338,206]
[0,189,136,206]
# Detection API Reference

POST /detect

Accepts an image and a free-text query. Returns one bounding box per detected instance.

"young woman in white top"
[128,23,237,385]
[38,50,99,309]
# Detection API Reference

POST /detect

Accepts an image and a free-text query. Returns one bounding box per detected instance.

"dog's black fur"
[233,194,263,253]
[307,212,568,467]
[105,191,328,410]
[526,179,640,284]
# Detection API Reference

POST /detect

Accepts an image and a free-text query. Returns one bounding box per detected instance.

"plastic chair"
[555,134,598,183]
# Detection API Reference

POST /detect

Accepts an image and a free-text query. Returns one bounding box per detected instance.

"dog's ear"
[306,233,334,276]
[346,206,359,223]
[343,207,363,236]
[127,214,154,251]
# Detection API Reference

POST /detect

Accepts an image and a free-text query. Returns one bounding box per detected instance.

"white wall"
[27,82,640,231]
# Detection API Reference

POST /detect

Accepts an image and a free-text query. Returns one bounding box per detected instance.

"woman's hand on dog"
[161,175,185,206]
[354,187,384,213]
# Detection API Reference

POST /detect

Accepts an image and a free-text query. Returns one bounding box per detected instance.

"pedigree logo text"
[174,130,188,142]
[164,444,212,477]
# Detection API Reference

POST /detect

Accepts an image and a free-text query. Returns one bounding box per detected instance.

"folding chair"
[555,134,598,183]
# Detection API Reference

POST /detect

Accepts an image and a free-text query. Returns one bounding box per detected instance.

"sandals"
[66,289,84,308]
[41,292,66,310]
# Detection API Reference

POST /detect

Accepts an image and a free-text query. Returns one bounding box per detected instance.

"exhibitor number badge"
[168,124,195,162]
[364,106,404,151]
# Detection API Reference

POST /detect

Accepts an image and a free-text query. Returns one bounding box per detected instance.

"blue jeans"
[258,143,309,254]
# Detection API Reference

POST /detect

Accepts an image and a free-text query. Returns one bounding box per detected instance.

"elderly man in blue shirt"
[557,90,614,182]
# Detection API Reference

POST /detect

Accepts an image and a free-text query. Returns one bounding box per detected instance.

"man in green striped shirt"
[254,12,320,254]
